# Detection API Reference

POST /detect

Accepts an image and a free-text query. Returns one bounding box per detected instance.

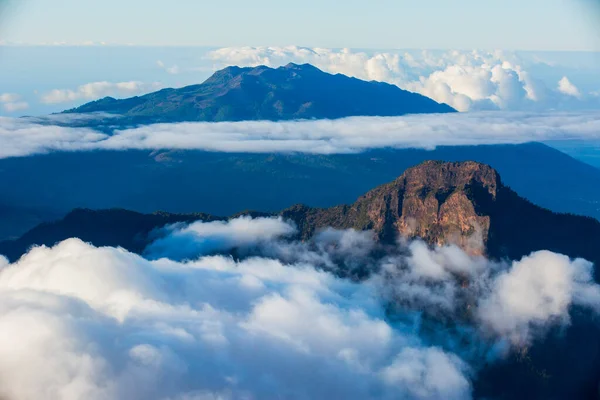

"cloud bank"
[1,111,600,159]
[207,47,600,112]
[0,237,471,400]
[0,216,599,399]
[40,81,163,105]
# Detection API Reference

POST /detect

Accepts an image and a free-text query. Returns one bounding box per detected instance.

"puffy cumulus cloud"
[381,348,471,400]
[0,237,472,400]
[1,217,600,399]
[2,111,600,159]
[477,251,600,345]
[40,81,163,104]
[376,242,600,345]
[145,218,600,343]
[207,47,600,112]
[558,77,582,98]
[0,93,29,113]
[145,216,297,260]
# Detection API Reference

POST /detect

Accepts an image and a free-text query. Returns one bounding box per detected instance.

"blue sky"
[1,0,600,50]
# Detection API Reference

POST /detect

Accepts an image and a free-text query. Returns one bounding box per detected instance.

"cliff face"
[280,160,600,270]
[282,161,500,256]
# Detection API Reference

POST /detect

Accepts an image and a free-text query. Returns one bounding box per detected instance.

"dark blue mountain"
[63,63,455,122]
[1,142,600,241]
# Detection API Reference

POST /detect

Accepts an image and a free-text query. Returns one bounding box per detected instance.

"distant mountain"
[63,63,455,122]
[4,161,600,273]
[1,143,600,242]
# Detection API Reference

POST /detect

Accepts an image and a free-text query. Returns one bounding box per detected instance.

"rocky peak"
[395,160,499,200]
[284,161,503,256]
[361,161,500,254]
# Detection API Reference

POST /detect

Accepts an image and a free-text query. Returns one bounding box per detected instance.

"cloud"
[40,81,163,104]
[381,348,471,400]
[0,93,29,113]
[558,77,582,98]
[477,251,600,345]
[1,111,600,159]
[145,216,297,260]
[207,47,600,112]
[0,237,472,400]
[0,116,107,158]
[0,215,600,399]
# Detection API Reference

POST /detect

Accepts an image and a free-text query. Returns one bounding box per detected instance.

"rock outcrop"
[282,161,498,255]
[282,161,600,269]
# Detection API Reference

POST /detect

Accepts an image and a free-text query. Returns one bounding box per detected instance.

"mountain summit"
[284,160,600,267]
[64,63,456,122]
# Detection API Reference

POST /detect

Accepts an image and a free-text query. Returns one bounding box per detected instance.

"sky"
[1,0,600,50]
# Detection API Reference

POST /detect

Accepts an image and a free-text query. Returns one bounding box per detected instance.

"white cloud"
[0,116,107,158]
[0,93,29,113]
[40,81,163,104]
[0,216,599,399]
[477,251,600,345]
[207,47,600,112]
[0,237,472,400]
[558,77,582,98]
[145,216,297,260]
[2,111,600,159]
[381,348,471,400]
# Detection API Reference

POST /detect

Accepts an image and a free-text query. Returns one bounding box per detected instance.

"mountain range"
[4,160,600,273]
[2,143,600,242]
[63,63,455,123]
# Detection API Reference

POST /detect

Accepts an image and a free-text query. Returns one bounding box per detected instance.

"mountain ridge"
[2,143,600,242]
[63,63,456,122]
[3,160,600,275]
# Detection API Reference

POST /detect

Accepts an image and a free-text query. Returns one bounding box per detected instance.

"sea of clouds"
[1,111,600,159]
[1,216,599,399]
